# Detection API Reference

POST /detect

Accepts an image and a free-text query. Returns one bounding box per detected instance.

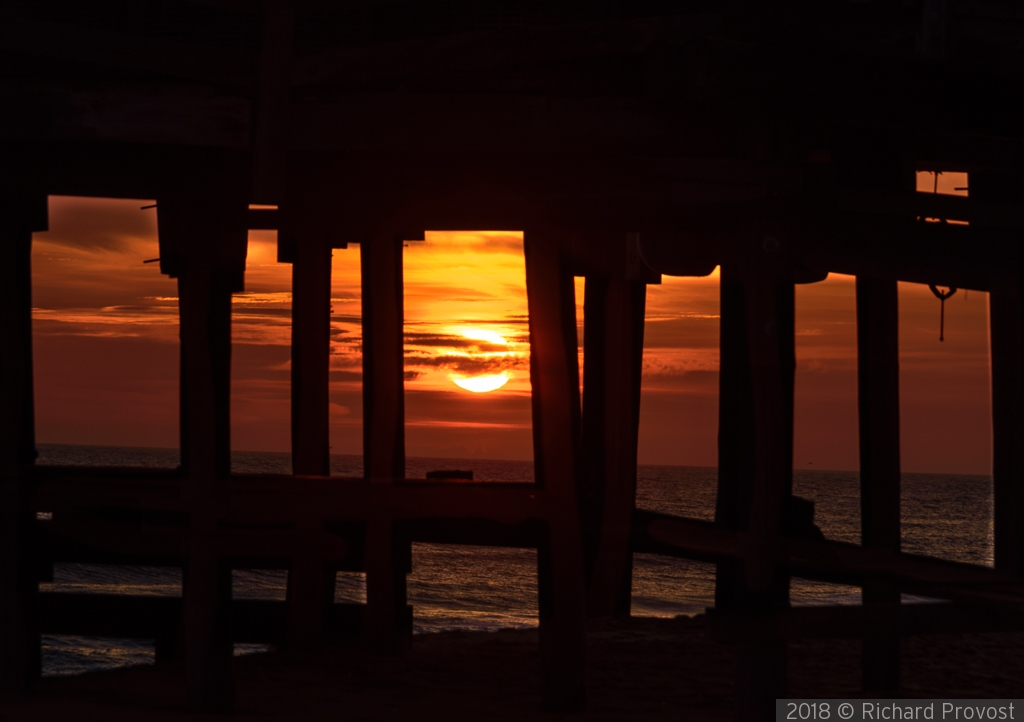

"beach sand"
[5,616,1024,721]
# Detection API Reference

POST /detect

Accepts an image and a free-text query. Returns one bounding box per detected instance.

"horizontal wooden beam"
[634,510,1024,606]
[0,81,251,149]
[291,15,721,88]
[706,601,1024,643]
[37,593,384,644]
[0,17,255,87]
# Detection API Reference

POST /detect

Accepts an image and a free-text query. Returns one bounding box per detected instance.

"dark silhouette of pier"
[2,2,1024,720]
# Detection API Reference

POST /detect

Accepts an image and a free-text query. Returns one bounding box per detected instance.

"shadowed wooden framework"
[2,2,1024,720]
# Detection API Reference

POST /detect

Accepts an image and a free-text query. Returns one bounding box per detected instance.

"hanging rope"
[928,284,957,341]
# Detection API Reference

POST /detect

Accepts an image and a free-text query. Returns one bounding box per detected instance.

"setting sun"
[450,371,512,393]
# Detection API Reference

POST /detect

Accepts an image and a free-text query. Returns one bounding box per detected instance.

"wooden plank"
[360,232,409,650]
[582,234,649,619]
[523,231,587,712]
[856,276,902,691]
[0,192,47,693]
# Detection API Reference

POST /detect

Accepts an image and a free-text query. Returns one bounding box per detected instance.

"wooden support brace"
[856,277,902,691]
[361,232,409,650]
[524,231,587,712]
[582,233,649,619]
[0,192,46,694]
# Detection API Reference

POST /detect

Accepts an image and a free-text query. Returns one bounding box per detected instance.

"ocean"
[34,444,994,677]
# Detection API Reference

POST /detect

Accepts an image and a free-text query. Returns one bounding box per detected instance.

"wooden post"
[990,282,1024,578]
[715,228,795,722]
[856,276,902,691]
[974,172,1024,580]
[360,232,409,650]
[285,237,333,651]
[159,192,247,712]
[582,235,650,619]
[0,192,46,695]
[524,231,587,712]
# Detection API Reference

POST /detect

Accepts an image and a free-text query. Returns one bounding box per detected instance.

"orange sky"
[31,184,993,474]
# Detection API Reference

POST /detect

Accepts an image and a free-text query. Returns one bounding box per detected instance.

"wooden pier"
[2,2,1024,720]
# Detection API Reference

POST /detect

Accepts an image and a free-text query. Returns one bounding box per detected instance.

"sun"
[447,327,514,393]
[450,371,511,393]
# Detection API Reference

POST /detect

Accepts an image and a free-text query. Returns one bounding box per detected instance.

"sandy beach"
[6,616,1024,721]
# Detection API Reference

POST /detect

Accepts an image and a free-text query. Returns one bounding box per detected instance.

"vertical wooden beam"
[990,284,1024,577]
[291,241,332,476]
[856,276,902,691]
[524,231,587,712]
[0,193,46,695]
[715,228,795,722]
[715,265,755,612]
[159,192,247,712]
[974,172,1024,580]
[360,232,409,649]
[285,238,333,651]
[582,235,649,619]
[362,233,405,481]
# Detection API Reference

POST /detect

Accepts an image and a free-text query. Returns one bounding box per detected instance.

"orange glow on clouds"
[30,198,995,472]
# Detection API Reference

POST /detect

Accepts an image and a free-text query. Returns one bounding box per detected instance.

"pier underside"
[3,2,1024,720]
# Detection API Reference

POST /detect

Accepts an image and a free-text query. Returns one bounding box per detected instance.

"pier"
[2,2,1024,719]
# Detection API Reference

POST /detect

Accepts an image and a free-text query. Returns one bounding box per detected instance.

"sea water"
[34,444,993,677]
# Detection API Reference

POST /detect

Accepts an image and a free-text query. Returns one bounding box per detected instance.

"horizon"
[35,440,997,479]
[31,185,993,476]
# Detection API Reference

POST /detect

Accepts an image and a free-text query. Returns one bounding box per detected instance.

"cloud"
[404,352,524,375]
[40,197,159,252]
